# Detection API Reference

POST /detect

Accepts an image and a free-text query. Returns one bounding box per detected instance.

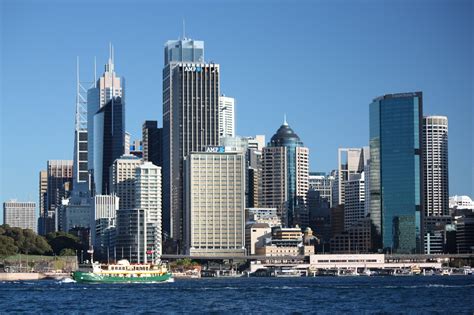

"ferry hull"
[72,271,172,283]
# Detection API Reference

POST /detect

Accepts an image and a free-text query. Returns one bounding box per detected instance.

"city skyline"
[1,0,472,223]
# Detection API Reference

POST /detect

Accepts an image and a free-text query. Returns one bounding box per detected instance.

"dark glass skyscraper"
[162,38,220,252]
[93,96,125,195]
[369,92,424,254]
[142,120,162,167]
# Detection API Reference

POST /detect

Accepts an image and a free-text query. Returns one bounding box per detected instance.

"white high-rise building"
[185,151,246,257]
[3,201,37,232]
[92,194,119,249]
[135,162,162,224]
[334,148,369,206]
[219,95,235,138]
[423,116,449,217]
[110,155,142,210]
[344,172,366,230]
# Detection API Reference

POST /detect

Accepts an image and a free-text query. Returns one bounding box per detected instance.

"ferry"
[72,259,172,283]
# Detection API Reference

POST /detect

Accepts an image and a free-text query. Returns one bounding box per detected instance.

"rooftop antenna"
[94,56,97,82]
[182,18,186,40]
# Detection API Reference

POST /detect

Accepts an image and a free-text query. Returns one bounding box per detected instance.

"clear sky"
[0,0,472,222]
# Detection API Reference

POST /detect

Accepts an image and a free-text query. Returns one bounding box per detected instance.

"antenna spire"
[183,18,186,39]
[283,113,288,126]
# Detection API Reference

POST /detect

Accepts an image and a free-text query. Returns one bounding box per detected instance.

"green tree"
[46,232,83,255]
[0,235,18,258]
[59,248,76,256]
[0,224,51,255]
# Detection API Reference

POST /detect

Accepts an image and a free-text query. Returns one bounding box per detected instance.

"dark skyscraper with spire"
[162,37,220,252]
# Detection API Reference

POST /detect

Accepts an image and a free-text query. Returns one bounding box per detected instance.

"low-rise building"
[245,223,272,255]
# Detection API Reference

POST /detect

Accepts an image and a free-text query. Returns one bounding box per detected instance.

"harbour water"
[1,276,473,313]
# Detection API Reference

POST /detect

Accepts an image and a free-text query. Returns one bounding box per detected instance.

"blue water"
[1,276,473,313]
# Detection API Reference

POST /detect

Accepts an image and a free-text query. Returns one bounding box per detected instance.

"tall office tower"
[87,46,124,185]
[423,116,449,217]
[93,96,125,195]
[110,155,142,210]
[343,172,366,230]
[185,151,245,257]
[219,95,235,138]
[334,147,369,206]
[246,135,265,208]
[38,170,49,235]
[261,119,309,227]
[142,120,163,167]
[369,92,424,254]
[162,38,219,248]
[3,201,37,232]
[135,162,162,258]
[308,172,334,208]
[46,160,73,225]
[92,194,119,251]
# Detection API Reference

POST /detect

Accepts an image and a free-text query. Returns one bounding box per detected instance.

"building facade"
[142,120,163,167]
[162,38,219,249]
[135,162,162,257]
[185,151,245,257]
[369,92,424,254]
[423,116,449,217]
[344,172,366,230]
[46,160,73,214]
[3,201,37,232]
[109,155,142,210]
[93,96,125,195]
[261,120,309,227]
[219,95,235,138]
[334,148,368,206]
[87,47,124,181]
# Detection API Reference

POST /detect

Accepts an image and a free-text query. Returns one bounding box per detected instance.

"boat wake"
[58,278,76,284]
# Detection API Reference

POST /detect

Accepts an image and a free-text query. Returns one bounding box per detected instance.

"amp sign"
[184,66,202,73]
[205,146,225,153]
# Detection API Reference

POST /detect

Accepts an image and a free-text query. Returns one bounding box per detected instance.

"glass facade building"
[369,92,423,254]
[262,121,309,227]
[93,96,125,195]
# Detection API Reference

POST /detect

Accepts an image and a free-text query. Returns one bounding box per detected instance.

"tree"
[59,248,76,256]
[0,224,51,255]
[0,235,18,258]
[46,232,83,255]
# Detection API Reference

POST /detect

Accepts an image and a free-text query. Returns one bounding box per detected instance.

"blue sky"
[1,0,472,222]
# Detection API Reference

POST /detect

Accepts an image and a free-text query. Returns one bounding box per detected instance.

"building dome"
[269,120,303,147]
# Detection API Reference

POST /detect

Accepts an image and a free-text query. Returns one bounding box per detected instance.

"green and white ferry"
[72,259,172,283]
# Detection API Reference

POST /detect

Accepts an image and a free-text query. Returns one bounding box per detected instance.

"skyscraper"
[115,162,162,263]
[423,116,449,217]
[87,45,124,189]
[261,119,309,227]
[344,172,366,230]
[110,155,142,210]
[185,151,245,257]
[219,95,235,138]
[38,170,49,235]
[47,160,73,217]
[162,38,219,249]
[142,120,163,167]
[3,201,37,232]
[369,92,423,254]
[135,162,162,258]
[91,194,119,251]
[93,96,125,195]
[334,147,369,206]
